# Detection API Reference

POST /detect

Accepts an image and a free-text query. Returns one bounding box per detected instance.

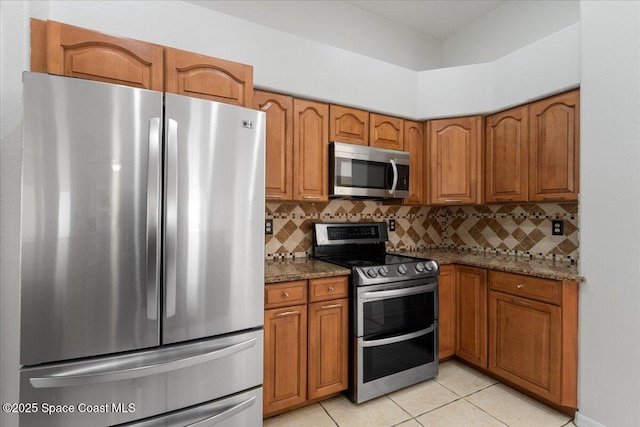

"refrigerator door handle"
[29,337,258,389]
[187,396,257,427]
[147,117,161,320]
[165,118,178,318]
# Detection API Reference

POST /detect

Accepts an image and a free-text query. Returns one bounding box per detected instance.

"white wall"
[576,2,640,427]
[443,0,580,67]
[417,24,580,119]
[186,0,443,72]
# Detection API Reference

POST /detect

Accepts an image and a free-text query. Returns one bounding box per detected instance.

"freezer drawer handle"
[187,395,257,427]
[29,337,257,388]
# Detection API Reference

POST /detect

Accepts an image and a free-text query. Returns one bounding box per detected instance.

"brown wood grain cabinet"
[485,105,529,203]
[488,271,578,408]
[438,265,455,360]
[33,19,163,91]
[263,276,348,418]
[403,120,426,205]
[529,90,580,202]
[455,265,488,369]
[165,47,253,107]
[329,105,369,146]
[254,91,294,201]
[293,99,330,202]
[429,116,483,205]
[263,303,307,417]
[370,113,404,150]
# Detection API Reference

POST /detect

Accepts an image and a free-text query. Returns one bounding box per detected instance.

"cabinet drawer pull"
[275,310,299,317]
[320,304,341,310]
[511,298,532,307]
[444,199,461,203]
[283,292,289,298]
[328,286,335,292]
[302,195,322,200]
[516,284,524,289]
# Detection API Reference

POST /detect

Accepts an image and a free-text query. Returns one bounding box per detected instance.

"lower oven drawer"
[353,325,438,403]
[19,329,263,427]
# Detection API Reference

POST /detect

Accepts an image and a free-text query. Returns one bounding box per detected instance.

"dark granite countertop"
[265,249,584,284]
[264,258,350,284]
[397,249,584,283]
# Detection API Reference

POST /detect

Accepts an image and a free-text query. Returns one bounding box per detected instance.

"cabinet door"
[529,90,580,202]
[455,266,487,368]
[165,47,253,106]
[41,20,163,90]
[263,305,307,416]
[438,265,455,360]
[403,120,426,205]
[293,99,329,202]
[329,105,369,146]
[429,116,483,205]
[485,106,529,203]
[254,91,294,201]
[489,291,562,403]
[308,298,348,400]
[370,114,404,150]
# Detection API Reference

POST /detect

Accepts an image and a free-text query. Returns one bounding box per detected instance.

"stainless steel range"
[313,222,439,403]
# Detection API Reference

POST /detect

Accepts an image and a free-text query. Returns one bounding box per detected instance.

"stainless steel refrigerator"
[19,72,265,426]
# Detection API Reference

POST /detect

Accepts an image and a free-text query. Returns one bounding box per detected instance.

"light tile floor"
[263,360,576,427]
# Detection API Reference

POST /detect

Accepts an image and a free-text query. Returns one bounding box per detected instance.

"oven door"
[352,279,438,403]
[330,142,409,199]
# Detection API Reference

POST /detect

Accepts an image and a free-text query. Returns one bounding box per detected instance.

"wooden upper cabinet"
[403,120,426,205]
[329,105,369,146]
[429,116,483,205]
[529,90,580,202]
[485,105,529,203]
[293,99,329,202]
[165,47,253,106]
[254,91,294,201]
[35,20,163,90]
[370,113,404,150]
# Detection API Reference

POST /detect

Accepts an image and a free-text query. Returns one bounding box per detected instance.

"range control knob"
[397,264,407,275]
[378,266,389,277]
[424,261,434,271]
[367,268,378,278]
[415,263,425,273]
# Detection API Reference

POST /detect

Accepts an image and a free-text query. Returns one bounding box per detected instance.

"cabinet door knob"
[283,292,289,298]
[516,284,523,289]
[328,287,334,292]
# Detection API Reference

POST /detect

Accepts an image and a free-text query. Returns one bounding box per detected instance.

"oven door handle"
[362,325,435,348]
[361,283,435,301]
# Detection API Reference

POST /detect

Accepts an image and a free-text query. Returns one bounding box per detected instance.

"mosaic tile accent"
[264,201,579,263]
[265,201,440,259]
[442,203,579,263]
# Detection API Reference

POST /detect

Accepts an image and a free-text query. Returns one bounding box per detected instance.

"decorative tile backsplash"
[265,201,579,263]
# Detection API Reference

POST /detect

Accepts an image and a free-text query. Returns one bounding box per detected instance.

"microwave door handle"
[388,159,398,194]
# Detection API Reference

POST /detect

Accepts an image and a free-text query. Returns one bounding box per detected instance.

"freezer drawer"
[122,387,262,427]
[19,329,263,427]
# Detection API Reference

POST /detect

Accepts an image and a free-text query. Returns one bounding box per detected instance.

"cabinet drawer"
[265,281,307,308]
[489,271,561,305]
[309,276,349,302]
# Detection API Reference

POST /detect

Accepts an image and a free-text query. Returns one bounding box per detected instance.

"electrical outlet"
[552,220,564,236]
[389,219,396,232]
[265,219,273,235]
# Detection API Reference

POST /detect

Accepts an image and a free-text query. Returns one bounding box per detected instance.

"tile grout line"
[318,400,340,427]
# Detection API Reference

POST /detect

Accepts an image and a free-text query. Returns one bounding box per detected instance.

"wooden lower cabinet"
[488,271,578,408]
[438,265,455,360]
[308,298,349,400]
[454,265,488,369]
[263,276,348,418]
[263,304,307,416]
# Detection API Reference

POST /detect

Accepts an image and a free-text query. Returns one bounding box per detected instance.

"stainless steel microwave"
[329,142,410,199]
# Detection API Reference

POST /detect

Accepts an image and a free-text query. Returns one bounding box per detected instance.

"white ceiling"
[345,0,507,40]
